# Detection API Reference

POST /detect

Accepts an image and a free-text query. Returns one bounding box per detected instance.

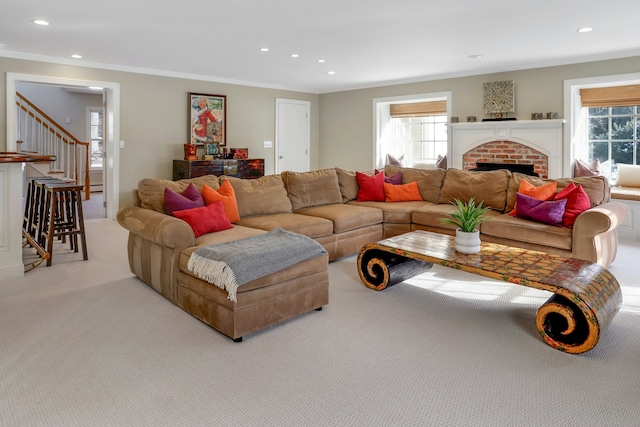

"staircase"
[15,92,91,200]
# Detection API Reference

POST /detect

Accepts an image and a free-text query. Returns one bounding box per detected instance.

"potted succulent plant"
[440,198,491,254]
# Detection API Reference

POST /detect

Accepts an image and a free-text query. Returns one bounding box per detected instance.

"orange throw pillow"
[202,180,240,223]
[510,179,557,216]
[383,181,422,202]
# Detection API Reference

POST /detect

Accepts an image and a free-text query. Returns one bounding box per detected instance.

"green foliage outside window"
[588,106,640,165]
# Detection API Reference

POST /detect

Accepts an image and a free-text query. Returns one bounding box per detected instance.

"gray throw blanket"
[187,228,327,302]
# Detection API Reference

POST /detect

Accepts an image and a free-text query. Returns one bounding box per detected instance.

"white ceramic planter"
[455,229,481,254]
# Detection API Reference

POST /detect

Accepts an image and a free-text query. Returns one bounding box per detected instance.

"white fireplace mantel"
[449,119,565,178]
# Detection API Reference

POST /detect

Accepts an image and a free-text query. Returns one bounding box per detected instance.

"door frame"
[6,73,120,220]
[275,98,310,173]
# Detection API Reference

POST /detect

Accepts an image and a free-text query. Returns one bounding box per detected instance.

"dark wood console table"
[357,230,622,354]
[173,159,264,180]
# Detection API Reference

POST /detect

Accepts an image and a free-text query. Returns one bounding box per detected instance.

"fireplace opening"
[471,162,537,176]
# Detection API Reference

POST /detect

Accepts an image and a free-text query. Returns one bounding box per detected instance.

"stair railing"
[15,92,91,200]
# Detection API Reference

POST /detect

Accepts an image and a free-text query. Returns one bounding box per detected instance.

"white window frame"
[563,72,640,177]
[373,92,452,170]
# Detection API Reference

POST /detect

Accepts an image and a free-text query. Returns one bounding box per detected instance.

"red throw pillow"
[164,182,205,215]
[356,171,385,202]
[172,201,233,237]
[553,183,591,228]
[384,181,422,202]
[202,180,240,223]
[509,179,557,216]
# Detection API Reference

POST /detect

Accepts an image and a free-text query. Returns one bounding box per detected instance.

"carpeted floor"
[1,220,640,426]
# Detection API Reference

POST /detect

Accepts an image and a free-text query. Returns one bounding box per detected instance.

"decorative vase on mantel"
[455,228,481,254]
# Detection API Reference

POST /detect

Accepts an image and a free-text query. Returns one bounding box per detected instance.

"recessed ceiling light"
[577,27,593,33]
[71,54,82,59]
[260,48,269,52]
[318,59,326,63]
[291,54,299,58]
[328,71,335,75]
[33,19,50,26]
[468,54,483,59]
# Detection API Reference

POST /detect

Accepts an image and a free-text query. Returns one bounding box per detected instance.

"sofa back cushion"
[225,174,292,218]
[138,175,221,213]
[438,168,511,211]
[282,169,343,211]
[384,166,446,204]
[505,173,610,213]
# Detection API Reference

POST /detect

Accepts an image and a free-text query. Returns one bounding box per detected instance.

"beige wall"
[318,56,640,171]
[2,55,639,210]
[0,57,319,208]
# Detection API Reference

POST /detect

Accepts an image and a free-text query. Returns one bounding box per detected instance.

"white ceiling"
[2,0,639,94]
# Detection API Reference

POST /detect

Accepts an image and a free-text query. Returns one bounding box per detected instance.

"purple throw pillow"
[164,182,205,215]
[515,193,567,226]
[384,170,402,185]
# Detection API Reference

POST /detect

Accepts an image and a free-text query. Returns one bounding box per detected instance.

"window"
[374,93,451,169]
[89,109,103,170]
[389,115,448,166]
[578,84,640,180]
[587,106,640,167]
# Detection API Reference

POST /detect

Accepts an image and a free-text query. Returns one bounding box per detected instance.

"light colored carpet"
[1,220,640,426]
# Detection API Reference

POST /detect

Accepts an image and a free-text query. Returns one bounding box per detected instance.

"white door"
[275,99,310,173]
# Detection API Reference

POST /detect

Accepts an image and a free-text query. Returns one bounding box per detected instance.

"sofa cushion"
[138,175,220,213]
[505,173,609,213]
[481,214,572,250]
[412,204,503,231]
[336,168,359,202]
[164,183,205,215]
[384,166,446,204]
[297,203,383,234]
[438,168,511,211]
[615,164,640,187]
[349,200,432,224]
[225,175,292,218]
[238,213,333,238]
[282,169,343,211]
[173,201,233,237]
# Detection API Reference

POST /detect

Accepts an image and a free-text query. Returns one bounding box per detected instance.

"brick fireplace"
[449,119,565,178]
[463,140,548,178]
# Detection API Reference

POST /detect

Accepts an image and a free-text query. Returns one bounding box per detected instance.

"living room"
[2,2,640,425]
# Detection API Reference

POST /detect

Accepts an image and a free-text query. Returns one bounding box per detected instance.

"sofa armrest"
[117,205,195,249]
[572,202,629,267]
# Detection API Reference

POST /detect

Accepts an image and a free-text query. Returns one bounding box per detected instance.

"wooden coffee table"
[357,230,622,354]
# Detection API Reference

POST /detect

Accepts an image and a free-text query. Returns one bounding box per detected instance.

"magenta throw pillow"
[515,193,567,226]
[164,182,205,215]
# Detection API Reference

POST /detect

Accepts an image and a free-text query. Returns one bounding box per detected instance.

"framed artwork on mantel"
[188,92,226,146]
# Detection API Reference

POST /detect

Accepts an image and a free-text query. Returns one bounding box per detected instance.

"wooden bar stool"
[39,181,88,266]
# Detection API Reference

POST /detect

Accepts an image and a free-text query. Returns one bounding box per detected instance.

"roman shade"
[390,101,447,118]
[580,84,640,107]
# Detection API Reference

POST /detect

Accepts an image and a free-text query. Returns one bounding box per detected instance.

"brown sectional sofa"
[117,166,628,341]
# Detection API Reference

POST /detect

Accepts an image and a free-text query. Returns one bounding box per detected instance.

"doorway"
[6,73,120,220]
[275,98,310,173]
